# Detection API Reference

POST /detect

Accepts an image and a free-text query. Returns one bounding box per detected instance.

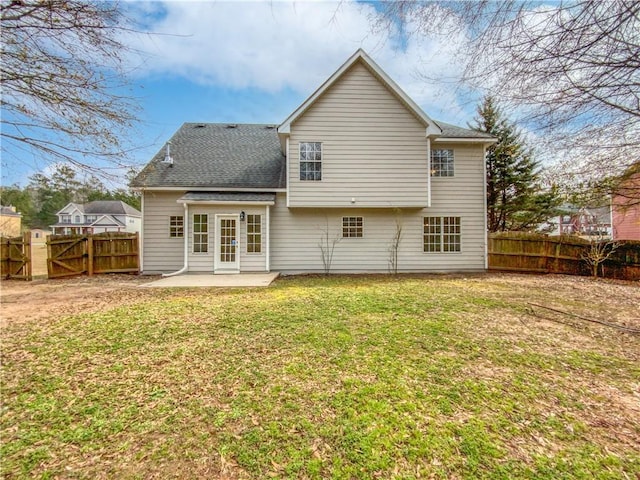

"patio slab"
[140,272,279,288]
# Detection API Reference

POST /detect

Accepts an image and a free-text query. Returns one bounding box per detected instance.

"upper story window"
[60,215,71,224]
[300,142,322,181]
[74,215,81,223]
[431,149,454,177]
[246,214,262,253]
[85,215,97,223]
[169,215,184,238]
[342,216,363,238]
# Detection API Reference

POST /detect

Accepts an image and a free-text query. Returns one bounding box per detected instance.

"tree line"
[0,165,140,231]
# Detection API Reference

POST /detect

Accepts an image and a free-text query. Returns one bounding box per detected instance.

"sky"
[1,0,480,188]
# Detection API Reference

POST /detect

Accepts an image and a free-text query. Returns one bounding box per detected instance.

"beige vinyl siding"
[142,191,268,273]
[288,61,429,208]
[142,191,185,273]
[271,187,486,274]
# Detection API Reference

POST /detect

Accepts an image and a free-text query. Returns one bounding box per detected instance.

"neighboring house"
[0,205,22,237]
[132,49,496,275]
[612,167,640,241]
[547,204,612,238]
[31,228,52,242]
[50,200,141,235]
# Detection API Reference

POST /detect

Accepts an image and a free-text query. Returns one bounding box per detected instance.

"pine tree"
[473,96,560,232]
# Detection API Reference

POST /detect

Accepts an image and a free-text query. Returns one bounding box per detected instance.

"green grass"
[2,275,639,479]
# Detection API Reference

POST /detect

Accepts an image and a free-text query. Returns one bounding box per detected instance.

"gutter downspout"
[163,202,189,277]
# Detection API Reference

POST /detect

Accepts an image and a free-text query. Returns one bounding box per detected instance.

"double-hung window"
[300,142,322,181]
[193,214,208,253]
[169,215,184,238]
[423,216,461,252]
[431,149,454,177]
[246,214,262,253]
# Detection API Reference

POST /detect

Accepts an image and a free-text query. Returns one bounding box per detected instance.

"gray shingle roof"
[434,120,496,139]
[131,123,286,189]
[84,201,141,216]
[0,206,21,217]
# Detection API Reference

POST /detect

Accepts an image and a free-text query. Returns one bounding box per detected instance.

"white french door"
[214,214,240,273]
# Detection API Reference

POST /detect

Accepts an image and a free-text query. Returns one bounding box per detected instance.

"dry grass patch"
[1,273,638,479]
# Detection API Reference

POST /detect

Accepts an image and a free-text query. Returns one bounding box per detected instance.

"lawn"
[1,274,639,479]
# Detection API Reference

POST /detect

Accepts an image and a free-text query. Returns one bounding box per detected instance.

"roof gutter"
[162,202,189,277]
[433,137,498,145]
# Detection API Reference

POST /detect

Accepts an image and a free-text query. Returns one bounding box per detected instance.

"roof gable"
[278,49,442,137]
[56,202,84,216]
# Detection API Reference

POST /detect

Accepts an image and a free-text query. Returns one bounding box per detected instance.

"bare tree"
[318,218,341,275]
[582,237,620,278]
[374,1,640,195]
[1,0,140,176]
[387,210,403,274]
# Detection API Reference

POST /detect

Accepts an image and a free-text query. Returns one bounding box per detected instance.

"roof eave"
[433,137,498,145]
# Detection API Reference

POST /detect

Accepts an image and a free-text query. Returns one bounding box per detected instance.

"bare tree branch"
[375,1,640,195]
[0,0,141,178]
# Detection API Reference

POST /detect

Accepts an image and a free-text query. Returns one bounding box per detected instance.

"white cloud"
[123,0,471,123]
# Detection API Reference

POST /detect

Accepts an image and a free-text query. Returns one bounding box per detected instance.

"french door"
[215,214,240,273]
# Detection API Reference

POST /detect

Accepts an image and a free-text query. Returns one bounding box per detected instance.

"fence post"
[23,231,32,281]
[87,234,94,276]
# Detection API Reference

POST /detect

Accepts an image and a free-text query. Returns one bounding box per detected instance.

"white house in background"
[50,200,141,235]
[132,49,496,275]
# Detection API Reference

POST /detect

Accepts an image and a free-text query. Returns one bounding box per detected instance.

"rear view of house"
[132,50,495,275]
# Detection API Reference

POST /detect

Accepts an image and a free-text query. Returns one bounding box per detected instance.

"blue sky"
[2,0,478,188]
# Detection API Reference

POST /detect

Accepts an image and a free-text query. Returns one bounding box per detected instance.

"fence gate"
[47,233,139,279]
[0,232,32,281]
[47,235,88,278]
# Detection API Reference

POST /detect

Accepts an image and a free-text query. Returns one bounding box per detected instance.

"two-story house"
[132,49,495,275]
[51,200,141,235]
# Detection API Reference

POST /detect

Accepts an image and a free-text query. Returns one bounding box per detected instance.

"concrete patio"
[140,272,280,288]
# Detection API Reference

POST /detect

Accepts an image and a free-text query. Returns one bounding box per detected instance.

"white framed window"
[85,215,97,223]
[246,214,261,253]
[61,215,71,224]
[300,142,322,181]
[431,149,454,177]
[193,214,208,253]
[342,216,363,238]
[424,216,461,252]
[169,215,184,238]
[74,215,81,223]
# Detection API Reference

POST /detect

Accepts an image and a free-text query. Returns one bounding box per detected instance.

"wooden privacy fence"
[47,232,139,279]
[488,233,640,280]
[0,232,31,280]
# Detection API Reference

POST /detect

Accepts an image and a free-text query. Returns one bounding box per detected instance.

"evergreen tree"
[472,96,560,232]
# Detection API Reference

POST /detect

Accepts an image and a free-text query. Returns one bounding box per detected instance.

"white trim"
[277,49,442,137]
[433,137,497,144]
[133,187,286,193]
[140,194,144,272]
[483,145,489,270]
[214,214,241,273]
[285,137,290,208]
[176,200,275,206]
[266,204,270,272]
[426,137,432,208]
